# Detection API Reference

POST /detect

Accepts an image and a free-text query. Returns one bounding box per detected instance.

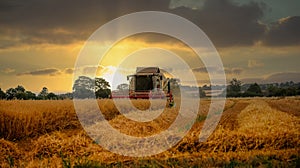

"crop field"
[0,97,299,167]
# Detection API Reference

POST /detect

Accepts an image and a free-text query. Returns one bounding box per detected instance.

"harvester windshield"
[135,75,153,91]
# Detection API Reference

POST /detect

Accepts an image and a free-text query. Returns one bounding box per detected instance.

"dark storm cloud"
[64,68,74,74]
[17,68,61,76]
[172,0,266,47]
[16,68,74,76]
[0,0,20,11]
[0,0,169,48]
[263,16,300,46]
[193,66,243,75]
[130,0,267,47]
[0,0,298,48]
[193,66,219,73]
[0,0,168,28]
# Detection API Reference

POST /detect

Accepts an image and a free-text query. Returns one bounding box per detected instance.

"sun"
[97,66,129,90]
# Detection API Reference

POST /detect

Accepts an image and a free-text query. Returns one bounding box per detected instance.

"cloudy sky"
[0,0,299,93]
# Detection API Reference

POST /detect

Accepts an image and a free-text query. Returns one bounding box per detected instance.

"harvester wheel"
[168,95,175,107]
[168,100,175,107]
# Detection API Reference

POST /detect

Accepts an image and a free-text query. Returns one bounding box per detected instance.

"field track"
[218,99,249,130]
[266,98,300,117]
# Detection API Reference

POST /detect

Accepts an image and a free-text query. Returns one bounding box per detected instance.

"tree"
[0,88,6,99]
[25,91,36,100]
[95,78,110,90]
[38,87,49,100]
[95,77,111,98]
[267,85,288,97]
[58,92,73,100]
[47,92,58,100]
[6,88,17,100]
[267,85,278,97]
[297,85,300,95]
[199,87,206,98]
[15,85,27,99]
[169,78,180,96]
[73,76,95,99]
[286,87,297,96]
[3,85,36,100]
[229,78,241,92]
[227,78,242,97]
[15,85,25,92]
[116,83,129,91]
[244,83,263,97]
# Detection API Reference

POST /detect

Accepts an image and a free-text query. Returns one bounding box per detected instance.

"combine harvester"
[111,67,175,107]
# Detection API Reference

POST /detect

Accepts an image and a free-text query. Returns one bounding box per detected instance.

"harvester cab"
[126,67,175,107]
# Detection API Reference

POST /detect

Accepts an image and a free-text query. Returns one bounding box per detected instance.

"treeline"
[0,85,73,100]
[0,76,111,100]
[1,77,299,100]
[225,78,300,97]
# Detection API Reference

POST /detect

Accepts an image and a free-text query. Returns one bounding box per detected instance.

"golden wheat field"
[0,97,299,167]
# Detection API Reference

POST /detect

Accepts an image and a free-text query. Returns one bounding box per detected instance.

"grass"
[0,98,299,167]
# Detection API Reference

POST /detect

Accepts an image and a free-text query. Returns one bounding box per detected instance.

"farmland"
[0,97,299,167]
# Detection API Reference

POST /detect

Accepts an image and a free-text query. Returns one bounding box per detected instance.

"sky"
[0,0,299,93]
